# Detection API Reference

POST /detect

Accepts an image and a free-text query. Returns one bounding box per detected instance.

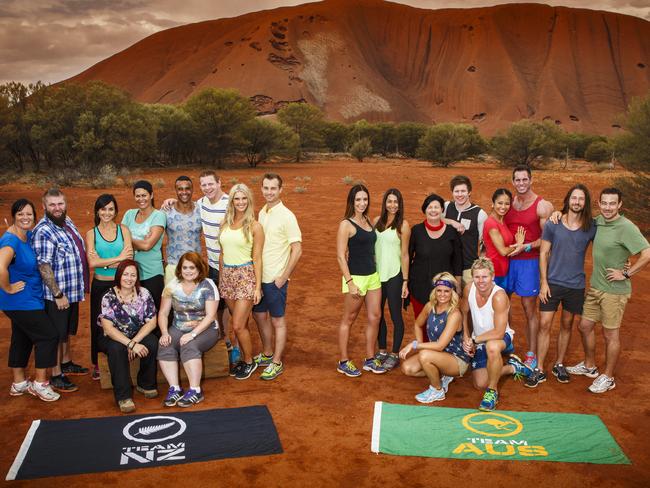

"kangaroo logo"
[462,412,523,437]
[123,416,187,443]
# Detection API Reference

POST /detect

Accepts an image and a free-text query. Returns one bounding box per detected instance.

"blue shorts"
[252,281,288,317]
[494,276,507,288]
[471,333,514,370]
[505,258,540,297]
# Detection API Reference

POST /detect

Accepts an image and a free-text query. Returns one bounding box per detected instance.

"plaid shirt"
[31,216,86,303]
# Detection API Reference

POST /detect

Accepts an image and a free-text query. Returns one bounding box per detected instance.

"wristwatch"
[623,270,630,279]
[53,291,64,299]
[190,332,197,339]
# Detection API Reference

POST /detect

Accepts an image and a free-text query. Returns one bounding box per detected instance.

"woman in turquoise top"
[122,180,167,313]
[373,188,410,371]
[86,194,133,380]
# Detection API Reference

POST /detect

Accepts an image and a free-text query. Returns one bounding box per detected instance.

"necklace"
[424,220,444,232]
[116,287,136,304]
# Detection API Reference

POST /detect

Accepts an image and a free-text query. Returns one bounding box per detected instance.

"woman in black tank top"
[335,185,387,377]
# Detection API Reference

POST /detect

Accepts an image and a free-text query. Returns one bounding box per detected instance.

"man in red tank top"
[503,166,553,368]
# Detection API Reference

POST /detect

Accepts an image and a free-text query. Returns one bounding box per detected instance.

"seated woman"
[98,259,159,413]
[399,273,471,403]
[158,252,219,407]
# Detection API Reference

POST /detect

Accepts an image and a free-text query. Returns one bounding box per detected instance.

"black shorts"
[45,300,80,342]
[208,266,227,311]
[539,284,585,315]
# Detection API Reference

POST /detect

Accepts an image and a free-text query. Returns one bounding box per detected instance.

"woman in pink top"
[482,189,525,288]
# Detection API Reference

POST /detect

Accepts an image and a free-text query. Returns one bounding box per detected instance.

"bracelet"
[524,244,532,253]
[346,278,353,284]
[127,340,133,349]
[623,270,630,279]
[402,278,408,282]
[412,340,418,350]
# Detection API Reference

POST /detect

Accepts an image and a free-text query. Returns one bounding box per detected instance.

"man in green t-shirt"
[567,188,650,393]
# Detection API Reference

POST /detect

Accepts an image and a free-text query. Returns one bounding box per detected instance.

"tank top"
[468,283,514,338]
[504,195,542,260]
[219,225,253,266]
[347,219,376,276]
[375,227,401,282]
[426,309,472,363]
[94,225,124,278]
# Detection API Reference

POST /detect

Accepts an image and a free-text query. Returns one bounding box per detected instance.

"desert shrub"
[563,132,605,159]
[277,102,324,162]
[153,177,165,189]
[585,140,612,163]
[321,121,350,152]
[614,175,650,236]
[614,94,650,172]
[396,122,428,157]
[350,137,373,162]
[342,175,355,185]
[417,123,486,167]
[294,186,307,193]
[490,120,564,167]
[92,164,118,188]
[228,177,239,185]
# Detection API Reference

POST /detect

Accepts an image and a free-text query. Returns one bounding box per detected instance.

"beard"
[46,210,67,227]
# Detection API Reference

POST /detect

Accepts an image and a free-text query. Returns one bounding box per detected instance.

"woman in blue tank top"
[399,272,471,403]
[336,184,386,378]
[86,194,133,380]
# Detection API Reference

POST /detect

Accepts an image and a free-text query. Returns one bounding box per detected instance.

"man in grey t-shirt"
[525,184,596,388]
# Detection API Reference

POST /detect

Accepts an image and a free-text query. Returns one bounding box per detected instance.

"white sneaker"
[9,380,31,396]
[415,385,446,403]
[28,381,61,402]
[566,361,599,378]
[441,375,454,393]
[588,374,616,394]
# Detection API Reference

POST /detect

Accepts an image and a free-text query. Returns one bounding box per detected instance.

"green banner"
[371,402,629,464]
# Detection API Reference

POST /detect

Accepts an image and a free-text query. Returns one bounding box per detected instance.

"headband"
[433,279,454,289]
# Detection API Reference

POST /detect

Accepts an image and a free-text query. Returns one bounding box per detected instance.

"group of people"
[337,166,649,411]
[0,172,302,413]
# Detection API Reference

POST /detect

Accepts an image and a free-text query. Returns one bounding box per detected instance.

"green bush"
[491,120,564,167]
[350,137,373,162]
[417,123,485,167]
[584,140,612,163]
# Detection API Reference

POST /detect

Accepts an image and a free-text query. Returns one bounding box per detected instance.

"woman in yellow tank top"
[218,184,264,380]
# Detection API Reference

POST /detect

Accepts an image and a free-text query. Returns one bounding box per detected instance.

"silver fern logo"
[123,416,187,443]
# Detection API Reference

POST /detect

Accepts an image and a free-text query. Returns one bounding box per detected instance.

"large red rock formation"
[67,0,650,134]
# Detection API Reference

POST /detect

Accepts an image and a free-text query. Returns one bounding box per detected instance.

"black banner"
[7,405,283,480]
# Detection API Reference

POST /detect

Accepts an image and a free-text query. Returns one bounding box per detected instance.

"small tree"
[614,95,650,172]
[395,122,428,157]
[350,137,373,162]
[321,121,350,152]
[491,120,564,167]
[584,140,611,163]
[277,102,324,162]
[417,123,485,167]
[240,118,295,167]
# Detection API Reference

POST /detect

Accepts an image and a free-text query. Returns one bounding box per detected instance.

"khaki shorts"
[342,272,381,296]
[582,287,630,329]
[164,264,177,286]
[456,356,469,377]
[462,269,473,288]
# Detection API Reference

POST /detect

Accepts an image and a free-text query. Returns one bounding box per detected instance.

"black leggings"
[5,309,59,369]
[140,274,164,316]
[90,278,114,365]
[377,272,405,353]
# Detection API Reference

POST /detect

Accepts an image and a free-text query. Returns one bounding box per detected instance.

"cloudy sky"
[2,0,649,85]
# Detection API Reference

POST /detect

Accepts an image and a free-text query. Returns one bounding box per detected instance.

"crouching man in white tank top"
[461,257,534,411]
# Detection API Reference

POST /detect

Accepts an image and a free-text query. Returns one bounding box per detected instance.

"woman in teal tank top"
[86,194,133,379]
[373,188,411,371]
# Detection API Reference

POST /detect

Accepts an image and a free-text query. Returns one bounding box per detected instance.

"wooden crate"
[98,339,229,389]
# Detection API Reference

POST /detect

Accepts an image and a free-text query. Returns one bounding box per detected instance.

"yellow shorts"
[582,287,630,329]
[164,264,177,286]
[342,273,381,296]
[462,269,473,288]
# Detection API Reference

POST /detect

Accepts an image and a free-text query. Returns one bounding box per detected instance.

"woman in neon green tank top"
[373,188,411,371]
[218,184,264,380]
[85,194,133,380]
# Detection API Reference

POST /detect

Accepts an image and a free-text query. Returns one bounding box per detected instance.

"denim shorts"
[253,281,289,318]
[471,333,514,370]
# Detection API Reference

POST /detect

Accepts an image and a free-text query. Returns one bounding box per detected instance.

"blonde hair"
[471,257,495,277]
[222,183,255,242]
[428,272,459,314]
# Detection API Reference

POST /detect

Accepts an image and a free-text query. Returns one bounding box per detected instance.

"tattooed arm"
[39,263,69,310]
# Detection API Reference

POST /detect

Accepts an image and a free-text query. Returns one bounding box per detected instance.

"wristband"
[346,278,353,284]
[524,244,532,253]
[412,340,418,351]
[402,278,408,282]
[623,270,630,279]
[127,340,133,349]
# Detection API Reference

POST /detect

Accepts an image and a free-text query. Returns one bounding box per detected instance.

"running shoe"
[229,361,244,377]
[260,362,284,381]
[28,381,60,402]
[254,352,274,367]
[229,346,241,365]
[177,388,204,407]
[136,385,159,399]
[566,361,599,378]
[362,357,387,374]
[415,385,445,403]
[479,388,499,411]
[382,353,400,371]
[61,361,89,376]
[524,369,547,388]
[118,398,136,413]
[375,351,388,363]
[91,364,100,381]
[163,387,183,407]
[50,374,79,393]
[524,351,538,369]
[235,362,258,380]
[552,363,570,383]
[9,380,31,396]
[588,374,616,394]
[508,354,534,380]
[337,360,361,378]
[441,375,454,394]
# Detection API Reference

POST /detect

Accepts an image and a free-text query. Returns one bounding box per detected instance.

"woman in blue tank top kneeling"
[399,272,471,403]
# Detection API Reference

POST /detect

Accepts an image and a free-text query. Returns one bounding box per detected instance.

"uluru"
[67,0,650,135]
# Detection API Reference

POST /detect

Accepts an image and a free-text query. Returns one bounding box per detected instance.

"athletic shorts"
[461,269,473,288]
[157,325,219,363]
[164,264,177,286]
[342,272,381,296]
[505,258,540,297]
[494,276,507,288]
[253,281,288,317]
[582,287,630,329]
[471,333,514,370]
[208,266,227,311]
[539,284,585,315]
[45,300,79,342]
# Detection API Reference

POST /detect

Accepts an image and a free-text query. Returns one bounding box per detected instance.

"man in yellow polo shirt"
[252,173,303,380]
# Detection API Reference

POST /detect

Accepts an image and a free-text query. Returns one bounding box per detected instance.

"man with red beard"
[32,189,89,393]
